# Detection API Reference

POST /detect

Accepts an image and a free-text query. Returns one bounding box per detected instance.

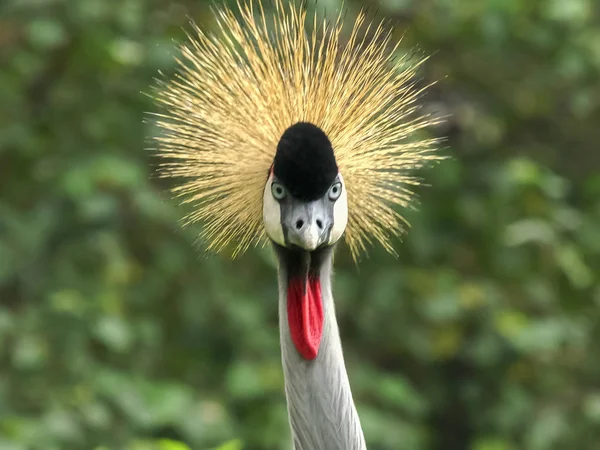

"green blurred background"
[1,0,599,449]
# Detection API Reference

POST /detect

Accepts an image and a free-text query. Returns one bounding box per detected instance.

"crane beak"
[288,222,322,251]
[284,200,330,252]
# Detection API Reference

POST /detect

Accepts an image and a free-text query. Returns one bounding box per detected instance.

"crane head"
[263,122,348,252]
[151,0,442,261]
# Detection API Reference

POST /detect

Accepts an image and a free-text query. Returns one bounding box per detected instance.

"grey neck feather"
[276,247,367,450]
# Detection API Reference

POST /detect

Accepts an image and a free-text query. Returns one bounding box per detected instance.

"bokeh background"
[1,0,600,449]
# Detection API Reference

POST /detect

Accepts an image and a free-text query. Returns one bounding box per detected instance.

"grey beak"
[285,201,329,251]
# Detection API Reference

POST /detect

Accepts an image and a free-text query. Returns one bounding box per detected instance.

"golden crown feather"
[151,0,442,260]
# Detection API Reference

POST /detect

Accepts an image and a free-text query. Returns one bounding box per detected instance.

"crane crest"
[151,0,442,260]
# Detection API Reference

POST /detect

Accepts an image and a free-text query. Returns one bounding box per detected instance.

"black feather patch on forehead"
[273,122,338,201]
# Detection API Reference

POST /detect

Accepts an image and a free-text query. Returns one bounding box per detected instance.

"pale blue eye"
[329,182,342,201]
[271,182,286,200]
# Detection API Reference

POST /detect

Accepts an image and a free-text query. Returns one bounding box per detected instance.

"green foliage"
[158,439,192,450]
[212,440,244,450]
[1,0,599,449]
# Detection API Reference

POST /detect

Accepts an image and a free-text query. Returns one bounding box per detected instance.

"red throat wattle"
[287,277,323,360]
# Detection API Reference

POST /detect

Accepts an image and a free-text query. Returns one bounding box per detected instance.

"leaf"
[504,219,556,246]
[158,440,191,450]
[27,19,67,49]
[93,316,133,353]
[554,244,594,289]
[212,440,243,450]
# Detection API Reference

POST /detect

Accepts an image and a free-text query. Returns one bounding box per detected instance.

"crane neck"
[275,245,367,450]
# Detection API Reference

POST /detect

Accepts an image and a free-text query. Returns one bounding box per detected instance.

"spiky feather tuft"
[151,0,442,260]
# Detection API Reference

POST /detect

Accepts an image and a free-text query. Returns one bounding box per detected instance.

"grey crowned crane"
[151,1,441,448]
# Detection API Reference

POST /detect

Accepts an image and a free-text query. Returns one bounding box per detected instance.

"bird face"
[262,122,348,252]
[263,172,348,251]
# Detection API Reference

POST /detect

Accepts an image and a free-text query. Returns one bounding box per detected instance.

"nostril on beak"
[295,219,304,230]
[316,219,323,229]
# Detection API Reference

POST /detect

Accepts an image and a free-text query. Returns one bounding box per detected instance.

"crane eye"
[271,182,286,200]
[328,182,342,201]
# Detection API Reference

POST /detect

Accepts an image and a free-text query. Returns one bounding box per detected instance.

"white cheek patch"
[329,176,348,245]
[263,178,285,246]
